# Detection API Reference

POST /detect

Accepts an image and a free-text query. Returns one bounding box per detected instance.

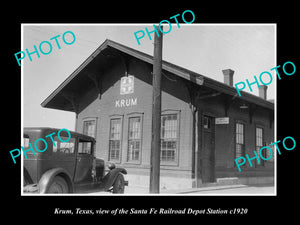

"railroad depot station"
[41,39,274,189]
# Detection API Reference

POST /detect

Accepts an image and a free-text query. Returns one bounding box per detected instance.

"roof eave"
[41,39,274,112]
[41,39,112,108]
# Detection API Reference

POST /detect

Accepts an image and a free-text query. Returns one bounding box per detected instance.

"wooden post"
[150,26,163,193]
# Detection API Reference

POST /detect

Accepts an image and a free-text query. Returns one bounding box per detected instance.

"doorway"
[201,115,215,183]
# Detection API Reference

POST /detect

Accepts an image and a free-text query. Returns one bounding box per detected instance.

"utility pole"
[149,26,163,193]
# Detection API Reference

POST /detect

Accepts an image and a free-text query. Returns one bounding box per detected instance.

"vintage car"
[23,127,128,194]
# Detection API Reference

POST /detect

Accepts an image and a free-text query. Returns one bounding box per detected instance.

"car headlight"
[107,163,116,170]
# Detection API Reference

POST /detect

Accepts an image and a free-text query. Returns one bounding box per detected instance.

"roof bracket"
[114,51,129,76]
[224,93,238,116]
[62,92,79,114]
[182,80,198,111]
[248,104,257,124]
[86,72,102,99]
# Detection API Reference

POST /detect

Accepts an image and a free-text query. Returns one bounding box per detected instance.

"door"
[51,135,77,179]
[201,115,215,183]
[74,139,94,183]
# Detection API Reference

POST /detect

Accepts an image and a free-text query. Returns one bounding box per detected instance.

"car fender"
[38,167,74,193]
[102,168,127,191]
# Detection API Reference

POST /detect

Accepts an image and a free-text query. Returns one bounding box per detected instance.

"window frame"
[234,121,246,168]
[82,117,97,138]
[78,138,94,155]
[255,126,265,167]
[160,110,180,166]
[108,115,123,163]
[126,113,143,164]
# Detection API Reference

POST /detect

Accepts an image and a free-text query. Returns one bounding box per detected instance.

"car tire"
[112,173,125,194]
[47,176,69,193]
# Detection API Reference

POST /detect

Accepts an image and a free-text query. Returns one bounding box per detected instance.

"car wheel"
[112,173,125,194]
[47,176,69,193]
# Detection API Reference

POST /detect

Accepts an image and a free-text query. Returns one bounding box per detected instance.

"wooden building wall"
[74,56,274,187]
[75,58,194,180]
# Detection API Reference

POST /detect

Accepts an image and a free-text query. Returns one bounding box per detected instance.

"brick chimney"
[259,85,268,100]
[222,69,234,86]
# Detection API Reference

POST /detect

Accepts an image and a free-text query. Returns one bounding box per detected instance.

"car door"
[74,138,94,184]
[51,135,77,179]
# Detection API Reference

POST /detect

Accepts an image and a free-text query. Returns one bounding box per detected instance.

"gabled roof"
[41,39,274,111]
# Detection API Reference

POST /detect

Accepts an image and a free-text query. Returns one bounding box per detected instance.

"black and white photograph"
[21,24,276,195]
[3,5,298,220]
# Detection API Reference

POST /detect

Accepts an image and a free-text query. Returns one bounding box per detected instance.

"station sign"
[215,117,229,124]
[120,75,134,95]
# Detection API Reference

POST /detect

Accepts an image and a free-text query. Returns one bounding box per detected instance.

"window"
[127,117,142,162]
[78,139,93,155]
[256,127,264,166]
[53,136,75,154]
[22,135,32,155]
[23,135,30,148]
[235,123,245,165]
[109,118,122,161]
[83,119,96,154]
[203,116,211,129]
[161,114,178,162]
[83,120,96,138]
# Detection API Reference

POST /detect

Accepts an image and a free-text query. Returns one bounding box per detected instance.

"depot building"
[41,39,274,189]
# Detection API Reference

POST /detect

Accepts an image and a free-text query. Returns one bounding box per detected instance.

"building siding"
[41,40,275,189]
[76,58,194,181]
[74,56,274,188]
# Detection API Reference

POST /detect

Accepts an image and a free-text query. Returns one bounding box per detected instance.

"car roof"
[24,127,95,142]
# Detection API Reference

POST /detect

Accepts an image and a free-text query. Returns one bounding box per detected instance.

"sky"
[22,24,276,131]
